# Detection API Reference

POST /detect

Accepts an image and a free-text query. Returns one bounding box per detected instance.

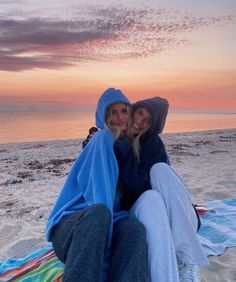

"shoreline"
[0,127,235,146]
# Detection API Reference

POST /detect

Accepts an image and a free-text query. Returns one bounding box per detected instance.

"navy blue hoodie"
[134,97,170,174]
[116,97,170,210]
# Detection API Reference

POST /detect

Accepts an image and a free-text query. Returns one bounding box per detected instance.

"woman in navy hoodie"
[117,97,208,281]
[46,88,148,282]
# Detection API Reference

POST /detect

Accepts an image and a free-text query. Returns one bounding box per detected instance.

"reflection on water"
[0,111,235,144]
[166,113,236,133]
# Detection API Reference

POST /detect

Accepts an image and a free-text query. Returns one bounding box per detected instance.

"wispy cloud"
[0,4,234,71]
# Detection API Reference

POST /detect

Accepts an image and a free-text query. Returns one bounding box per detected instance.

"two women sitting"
[46,88,208,282]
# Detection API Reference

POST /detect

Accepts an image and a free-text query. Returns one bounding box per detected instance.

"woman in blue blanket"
[46,88,149,282]
[117,97,208,281]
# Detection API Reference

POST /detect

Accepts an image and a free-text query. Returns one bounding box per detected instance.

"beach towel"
[198,198,236,256]
[0,245,64,282]
[1,198,236,281]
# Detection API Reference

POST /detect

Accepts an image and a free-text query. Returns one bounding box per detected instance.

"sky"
[0,0,236,112]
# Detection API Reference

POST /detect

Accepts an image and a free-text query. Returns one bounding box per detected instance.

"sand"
[0,128,236,281]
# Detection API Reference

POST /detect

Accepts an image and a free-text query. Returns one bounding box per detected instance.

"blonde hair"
[126,126,142,161]
[105,104,131,139]
[126,108,151,161]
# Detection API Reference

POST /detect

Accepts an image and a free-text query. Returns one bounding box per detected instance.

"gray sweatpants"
[131,163,208,282]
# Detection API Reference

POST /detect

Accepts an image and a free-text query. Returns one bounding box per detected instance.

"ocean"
[0,111,235,144]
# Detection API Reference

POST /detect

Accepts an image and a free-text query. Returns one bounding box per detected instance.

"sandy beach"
[0,128,235,281]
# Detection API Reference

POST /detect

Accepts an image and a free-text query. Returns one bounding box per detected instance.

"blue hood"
[46,87,130,242]
[96,88,130,129]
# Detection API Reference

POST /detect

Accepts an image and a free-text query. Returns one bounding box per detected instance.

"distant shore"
[0,128,236,281]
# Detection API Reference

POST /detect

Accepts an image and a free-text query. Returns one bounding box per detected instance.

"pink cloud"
[0,7,234,71]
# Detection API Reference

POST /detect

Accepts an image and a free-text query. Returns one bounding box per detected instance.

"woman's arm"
[140,135,170,174]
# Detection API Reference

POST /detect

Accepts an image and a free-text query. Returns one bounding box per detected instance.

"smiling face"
[108,102,129,131]
[132,107,152,135]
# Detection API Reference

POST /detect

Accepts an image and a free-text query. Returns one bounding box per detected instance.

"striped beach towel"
[0,245,64,281]
[0,198,236,281]
[198,198,236,256]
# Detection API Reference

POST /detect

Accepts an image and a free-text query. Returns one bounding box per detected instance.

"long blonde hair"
[105,104,131,139]
[126,109,150,161]
[126,126,142,161]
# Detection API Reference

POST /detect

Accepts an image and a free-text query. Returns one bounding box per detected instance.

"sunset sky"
[0,0,236,112]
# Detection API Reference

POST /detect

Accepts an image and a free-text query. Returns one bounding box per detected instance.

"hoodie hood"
[95,87,130,129]
[132,96,169,135]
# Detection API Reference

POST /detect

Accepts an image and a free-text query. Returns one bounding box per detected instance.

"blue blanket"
[198,198,236,256]
[46,129,119,241]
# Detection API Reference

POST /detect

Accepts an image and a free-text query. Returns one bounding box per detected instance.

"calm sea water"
[0,111,235,144]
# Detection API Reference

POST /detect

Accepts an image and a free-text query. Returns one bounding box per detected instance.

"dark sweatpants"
[51,204,149,282]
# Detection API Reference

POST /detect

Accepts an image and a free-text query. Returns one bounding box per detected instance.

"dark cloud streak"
[0,6,234,71]
[0,55,74,72]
